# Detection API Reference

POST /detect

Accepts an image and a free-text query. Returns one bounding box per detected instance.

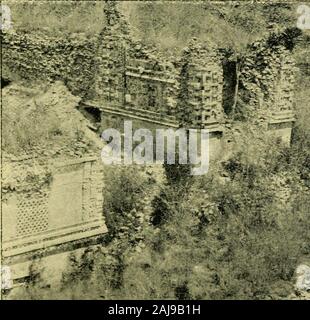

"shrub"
[103,165,151,239]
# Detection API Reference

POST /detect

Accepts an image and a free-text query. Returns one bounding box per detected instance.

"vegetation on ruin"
[14,86,310,299]
[6,1,296,50]
[18,119,310,299]
[3,1,310,300]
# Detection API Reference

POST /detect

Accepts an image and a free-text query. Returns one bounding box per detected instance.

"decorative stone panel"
[17,196,49,237]
[2,157,107,258]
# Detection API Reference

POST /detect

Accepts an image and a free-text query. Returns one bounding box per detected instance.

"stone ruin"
[2,2,297,145]
[85,2,296,151]
[2,83,107,289]
[1,2,298,290]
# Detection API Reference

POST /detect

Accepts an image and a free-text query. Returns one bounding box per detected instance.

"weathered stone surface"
[2,82,107,260]
[295,264,310,292]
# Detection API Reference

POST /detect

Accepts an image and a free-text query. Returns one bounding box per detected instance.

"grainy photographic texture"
[0,0,309,300]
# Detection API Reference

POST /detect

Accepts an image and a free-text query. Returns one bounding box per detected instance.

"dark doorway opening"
[222,60,237,116]
[1,77,11,88]
[82,106,101,123]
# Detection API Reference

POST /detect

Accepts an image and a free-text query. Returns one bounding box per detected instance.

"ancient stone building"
[1,2,298,290]
[2,2,297,146]
[2,82,107,289]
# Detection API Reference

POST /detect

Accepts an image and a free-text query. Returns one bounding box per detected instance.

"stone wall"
[90,3,224,131]
[92,2,180,122]
[124,58,179,117]
[176,39,224,129]
[2,2,297,144]
[239,30,296,125]
[236,29,297,145]
[1,2,300,288]
[2,157,106,258]
[2,31,98,99]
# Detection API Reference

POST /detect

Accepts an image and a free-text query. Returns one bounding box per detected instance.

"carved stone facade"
[3,158,106,258]
[2,2,297,141]
[88,2,295,147]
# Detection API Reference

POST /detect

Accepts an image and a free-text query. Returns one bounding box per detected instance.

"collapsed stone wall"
[2,31,98,99]
[93,16,129,105]
[238,29,297,125]
[294,33,310,78]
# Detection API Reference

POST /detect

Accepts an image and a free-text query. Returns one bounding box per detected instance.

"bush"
[103,165,152,239]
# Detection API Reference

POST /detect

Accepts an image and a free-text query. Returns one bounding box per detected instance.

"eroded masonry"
[1,2,298,288]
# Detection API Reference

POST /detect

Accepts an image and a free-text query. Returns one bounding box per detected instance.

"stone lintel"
[3,218,107,258]
[269,111,295,124]
[125,71,175,84]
